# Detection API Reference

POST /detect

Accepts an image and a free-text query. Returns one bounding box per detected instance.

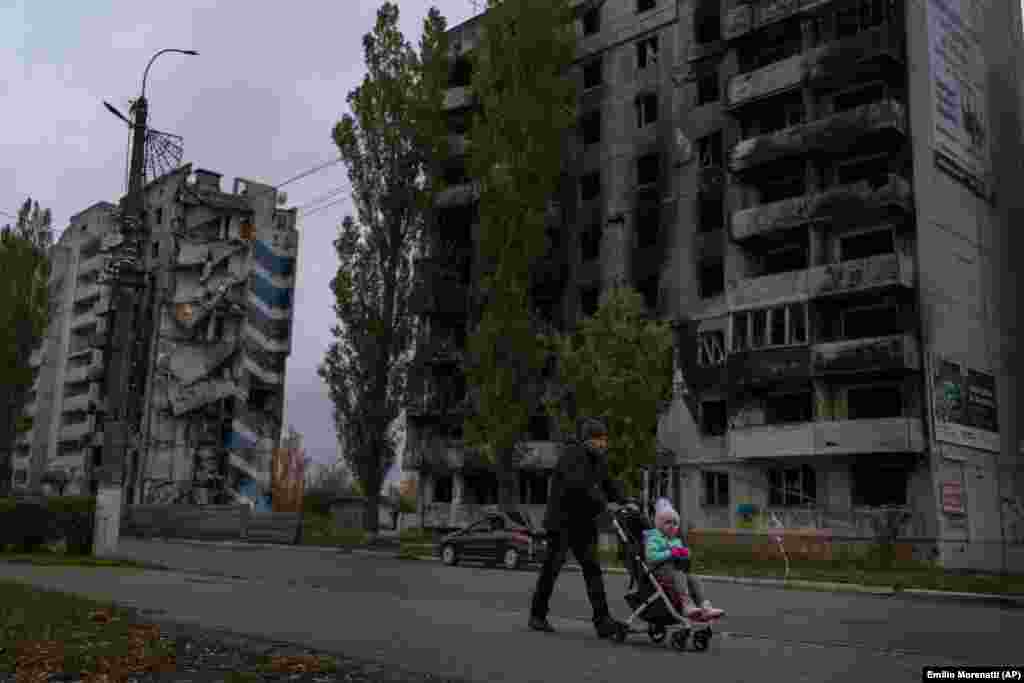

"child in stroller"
[608,499,724,651]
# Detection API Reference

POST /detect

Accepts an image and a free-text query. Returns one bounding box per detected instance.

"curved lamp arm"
[141,48,199,100]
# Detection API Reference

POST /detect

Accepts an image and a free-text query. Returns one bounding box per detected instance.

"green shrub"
[45,496,96,556]
[0,496,96,555]
[303,490,336,517]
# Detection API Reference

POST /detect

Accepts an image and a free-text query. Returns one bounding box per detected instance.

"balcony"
[727,346,812,388]
[808,251,915,298]
[728,417,926,458]
[409,258,468,316]
[62,384,99,413]
[812,333,921,376]
[728,252,914,310]
[64,351,103,384]
[731,174,912,241]
[59,415,96,443]
[730,99,906,173]
[75,281,102,302]
[726,24,904,107]
[444,86,474,111]
[78,253,106,274]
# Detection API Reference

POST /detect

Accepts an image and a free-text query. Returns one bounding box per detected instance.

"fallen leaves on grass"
[14,640,63,683]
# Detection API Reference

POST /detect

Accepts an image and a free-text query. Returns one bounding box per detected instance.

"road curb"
[129,536,396,554]
[409,554,1024,608]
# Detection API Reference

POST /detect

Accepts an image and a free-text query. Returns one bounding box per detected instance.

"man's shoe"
[529,616,555,633]
[594,617,623,639]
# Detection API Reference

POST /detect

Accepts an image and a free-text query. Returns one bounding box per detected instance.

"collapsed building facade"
[13,166,298,510]
[405,0,1024,571]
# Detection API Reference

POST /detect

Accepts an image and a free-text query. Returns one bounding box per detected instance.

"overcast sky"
[1,0,477,472]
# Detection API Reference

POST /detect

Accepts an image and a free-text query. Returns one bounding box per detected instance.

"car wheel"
[441,544,458,566]
[502,547,520,570]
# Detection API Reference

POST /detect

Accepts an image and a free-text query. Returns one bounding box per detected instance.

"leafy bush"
[303,490,337,517]
[0,496,96,555]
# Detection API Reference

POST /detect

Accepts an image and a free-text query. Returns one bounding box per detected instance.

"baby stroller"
[608,505,719,652]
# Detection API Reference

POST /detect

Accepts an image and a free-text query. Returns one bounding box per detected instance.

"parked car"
[439,510,547,570]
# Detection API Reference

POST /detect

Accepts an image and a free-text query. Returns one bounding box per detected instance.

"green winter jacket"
[643,528,685,563]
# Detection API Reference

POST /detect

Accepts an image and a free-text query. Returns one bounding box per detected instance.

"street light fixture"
[93,47,198,557]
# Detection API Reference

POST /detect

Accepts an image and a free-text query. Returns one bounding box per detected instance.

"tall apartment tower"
[404,0,1023,570]
[15,202,119,493]
[12,165,299,511]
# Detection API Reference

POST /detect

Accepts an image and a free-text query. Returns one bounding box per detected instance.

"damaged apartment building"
[13,165,298,511]
[405,0,1023,571]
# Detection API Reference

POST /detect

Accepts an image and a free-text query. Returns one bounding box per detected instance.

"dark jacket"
[542,440,625,532]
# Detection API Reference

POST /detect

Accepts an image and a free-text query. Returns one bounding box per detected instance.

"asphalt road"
[3,538,1021,682]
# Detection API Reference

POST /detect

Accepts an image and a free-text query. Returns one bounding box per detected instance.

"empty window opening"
[580,172,601,201]
[694,0,721,43]
[699,195,724,232]
[155,207,164,225]
[732,303,808,351]
[637,0,656,13]
[637,206,660,248]
[847,384,903,419]
[703,471,729,506]
[757,162,806,203]
[840,229,894,261]
[765,392,814,424]
[443,160,469,186]
[738,20,801,72]
[699,261,724,299]
[433,475,453,503]
[834,82,887,113]
[636,93,659,128]
[768,465,817,506]
[852,462,907,506]
[700,400,727,436]
[582,110,602,146]
[835,154,891,189]
[583,6,601,35]
[761,242,808,275]
[581,223,602,261]
[583,57,603,90]
[697,330,727,367]
[637,36,659,69]
[637,154,660,186]
[580,286,600,316]
[698,132,723,167]
[637,275,659,312]
[697,71,720,105]
[836,0,887,40]
[841,302,904,338]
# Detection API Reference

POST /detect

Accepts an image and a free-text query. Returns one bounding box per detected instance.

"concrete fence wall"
[121,505,301,545]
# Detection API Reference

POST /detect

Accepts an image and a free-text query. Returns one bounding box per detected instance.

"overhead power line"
[295,185,349,213]
[273,156,344,189]
[299,195,350,218]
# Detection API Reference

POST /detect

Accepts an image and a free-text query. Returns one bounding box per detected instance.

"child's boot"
[701,600,724,619]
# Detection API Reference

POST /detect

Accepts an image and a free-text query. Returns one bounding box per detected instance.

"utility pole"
[94,49,197,557]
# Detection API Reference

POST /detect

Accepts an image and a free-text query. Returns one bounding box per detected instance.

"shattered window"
[702,471,729,506]
[581,110,601,146]
[697,71,720,105]
[580,171,601,201]
[764,392,813,424]
[847,384,903,419]
[698,132,722,167]
[839,229,894,261]
[583,57,603,90]
[635,92,658,128]
[637,0,655,13]
[582,5,601,35]
[700,400,727,436]
[697,331,726,367]
[637,153,660,186]
[636,36,659,70]
[732,313,749,351]
[698,261,724,299]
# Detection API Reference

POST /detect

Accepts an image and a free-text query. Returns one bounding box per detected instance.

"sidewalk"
[122,536,1024,609]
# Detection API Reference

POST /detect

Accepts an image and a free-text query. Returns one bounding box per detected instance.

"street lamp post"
[94,48,197,557]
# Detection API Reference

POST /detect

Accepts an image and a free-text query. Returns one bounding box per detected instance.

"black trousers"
[530,525,610,623]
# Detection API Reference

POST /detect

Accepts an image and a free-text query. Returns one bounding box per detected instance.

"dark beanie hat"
[579,417,609,442]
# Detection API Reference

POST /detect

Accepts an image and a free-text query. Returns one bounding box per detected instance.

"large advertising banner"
[932,354,1000,452]
[926,0,991,195]
[271,446,306,513]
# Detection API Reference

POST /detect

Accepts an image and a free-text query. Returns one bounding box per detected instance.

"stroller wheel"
[612,624,628,643]
[647,625,666,643]
[670,629,689,652]
[692,630,711,652]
